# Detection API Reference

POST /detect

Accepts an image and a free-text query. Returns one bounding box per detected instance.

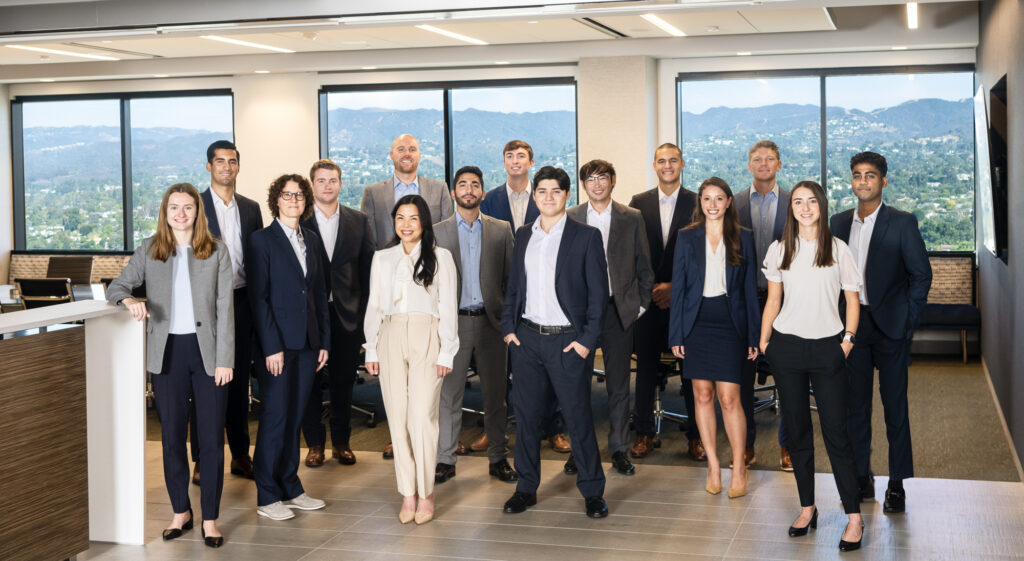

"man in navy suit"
[501,166,609,519]
[300,159,376,467]
[830,151,931,514]
[732,140,793,471]
[190,140,264,484]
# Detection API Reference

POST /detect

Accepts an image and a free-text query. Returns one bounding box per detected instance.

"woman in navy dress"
[669,177,760,498]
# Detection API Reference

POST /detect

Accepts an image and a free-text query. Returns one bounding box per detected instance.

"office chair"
[47,256,94,285]
[14,278,74,310]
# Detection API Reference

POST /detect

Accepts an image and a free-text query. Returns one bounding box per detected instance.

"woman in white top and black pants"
[364,194,459,525]
[760,180,864,552]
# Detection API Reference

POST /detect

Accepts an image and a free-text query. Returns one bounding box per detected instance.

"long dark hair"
[779,180,834,270]
[685,176,743,266]
[389,194,438,288]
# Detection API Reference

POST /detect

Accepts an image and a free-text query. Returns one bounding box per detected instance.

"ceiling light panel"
[414,24,488,45]
[640,14,686,36]
[593,13,755,37]
[201,35,295,53]
[5,44,119,60]
[737,8,836,33]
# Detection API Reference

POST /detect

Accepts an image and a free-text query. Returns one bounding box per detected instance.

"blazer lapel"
[202,190,222,239]
[332,211,345,263]
[608,202,625,264]
[555,219,577,283]
[774,189,789,240]
[865,205,890,274]
[271,221,307,284]
[667,191,690,250]
[694,227,707,289]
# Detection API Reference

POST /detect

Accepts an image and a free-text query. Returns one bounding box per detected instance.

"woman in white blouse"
[669,177,760,499]
[759,180,864,552]
[364,194,459,525]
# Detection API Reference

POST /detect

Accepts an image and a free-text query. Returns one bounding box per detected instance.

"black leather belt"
[521,318,575,335]
[459,308,486,317]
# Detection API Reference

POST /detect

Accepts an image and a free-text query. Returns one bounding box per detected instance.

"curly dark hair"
[267,173,314,221]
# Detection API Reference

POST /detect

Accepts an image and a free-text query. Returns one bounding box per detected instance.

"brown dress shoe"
[548,433,572,453]
[383,443,394,459]
[230,455,255,479]
[191,463,200,486]
[469,433,489,452]
[629,435,654,458]
[455,441,470,455]
[780,446,794,472]
[332,445,357,465]
[305,445,325,467]
[688,438,708,462]
[730,446,756,468]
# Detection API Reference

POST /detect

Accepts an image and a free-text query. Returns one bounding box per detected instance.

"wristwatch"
[843,332,856,344]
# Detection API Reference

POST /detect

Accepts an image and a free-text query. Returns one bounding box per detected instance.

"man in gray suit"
[567,159,654,476]
[360,134,454,249]
[434,166,518,484]
[732,139,792,471]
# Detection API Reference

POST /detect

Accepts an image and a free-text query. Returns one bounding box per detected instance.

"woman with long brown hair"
[107,183,234,548]
[759,180,865,551]
[669,177,760,498]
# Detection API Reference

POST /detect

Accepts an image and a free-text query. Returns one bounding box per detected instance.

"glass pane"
[130,96,234,246]
[679,77,821,193]
[21,99,123,250]
[450,84,578,205]
[325,90,445,209]
[825,72,975,251]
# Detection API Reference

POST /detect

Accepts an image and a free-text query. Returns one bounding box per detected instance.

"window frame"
[11,88,234,253]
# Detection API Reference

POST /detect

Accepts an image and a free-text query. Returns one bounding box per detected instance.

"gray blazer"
[106,237,235,377]
[361,176,454,249]
[434,213,514,332]
[568,200,655,330]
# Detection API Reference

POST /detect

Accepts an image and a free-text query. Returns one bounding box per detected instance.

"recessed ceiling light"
[254,70,270,74]
[737,51,752,56]
[6,44,119,61]
[891,45,908,50]
[201,35,295,53]
[906,2,919,30]
[528,20,539,24]
[40,78,55,82]
[101,40,113,44]
[706,26,720,33]
[153,74,169,78]
[415,24,488,45]
[361,66,377,70]
[641,14,686,37]
[495,61,510,65]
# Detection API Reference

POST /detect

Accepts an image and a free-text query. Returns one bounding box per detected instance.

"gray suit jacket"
[434,213,514,332]
[361,176,454,250]
[106,237,235,377]
[568,200,655,329]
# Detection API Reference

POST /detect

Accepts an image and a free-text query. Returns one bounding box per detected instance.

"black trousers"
[511,323,605,498]
[584,298,635,454]
[191,286,254,462]
[633,306,698,439]
[154,334,228,520]
[253,347,316,506]
[847,307,914,481]
[302,313,362,449]
[767,330,860,513]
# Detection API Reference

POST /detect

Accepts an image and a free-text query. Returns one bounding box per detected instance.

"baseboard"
[981,357,1024,483]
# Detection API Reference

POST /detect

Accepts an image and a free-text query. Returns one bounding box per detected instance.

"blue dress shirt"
[456,213,484,310]
[393,176,421,204]
[749,186,778,290]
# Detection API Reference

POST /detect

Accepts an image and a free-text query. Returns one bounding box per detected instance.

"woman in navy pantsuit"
[669,177,760,498]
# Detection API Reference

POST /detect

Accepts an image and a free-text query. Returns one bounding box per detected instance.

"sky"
[326,84,575,113]
[22,95,234,130]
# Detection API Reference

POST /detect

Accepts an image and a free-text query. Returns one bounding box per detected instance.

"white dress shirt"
[848,203,881,306]
[659,186,679,248]
[586,203,614,296]
[168,246,197,335]
[211,192,246,289]
[277,219,307,276]
[763,238,862,339]
[703,237,728,297]
[507,182,532,230]
[314,204,340,261]
[523,214,571,326]
[363,242,459,368]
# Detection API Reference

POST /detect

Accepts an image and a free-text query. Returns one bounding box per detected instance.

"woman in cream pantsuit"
[364,194,459,525]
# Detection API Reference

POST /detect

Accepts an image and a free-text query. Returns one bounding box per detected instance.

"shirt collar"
[393,176,419,190]
[212,192,236,210]
[276,218,301,239]
[854,202,883,225]
[587,202,612,218]
[532,213,567,235]
[314,203,339,221]
[507,182,532,198]
[659,186,679,204]
[456,212,481,230]
[403,240,422,260]
[749,183,779,201]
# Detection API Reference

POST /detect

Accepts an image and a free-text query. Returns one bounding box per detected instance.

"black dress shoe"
[883,488,906,513]
[788,508,817,537]
[585,496,608,518]
[858,474,875,501]
[503,491,537,514]
[612,451,635,475]
[489,459,519,483]
[838,523,864,551]
[563,453,578,475]
[201,527,224,548]
[162,509,193,541]
[434,462,456,484]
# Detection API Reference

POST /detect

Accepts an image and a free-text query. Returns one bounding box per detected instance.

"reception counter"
[0,301,146,560]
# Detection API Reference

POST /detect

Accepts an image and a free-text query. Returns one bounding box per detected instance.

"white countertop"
[0,300,124,335]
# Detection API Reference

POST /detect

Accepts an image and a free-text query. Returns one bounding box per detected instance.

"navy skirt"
[682,295,745,384]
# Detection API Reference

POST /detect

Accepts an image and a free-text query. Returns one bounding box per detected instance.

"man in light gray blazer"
[567,159,654,476]
[361,134,454,249]
[433,166,518,484]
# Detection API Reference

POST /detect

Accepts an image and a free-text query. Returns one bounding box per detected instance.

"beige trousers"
[378,314,443,498]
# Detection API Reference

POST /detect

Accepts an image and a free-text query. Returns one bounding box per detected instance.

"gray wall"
[977,0,1024,465]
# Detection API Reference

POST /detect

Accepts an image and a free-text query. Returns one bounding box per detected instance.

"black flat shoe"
[883,488,906,513]
[202,527,225,548]
[503,491,537,514]
[489,459,519,483]
[788,508,817,537]
[839,523,864,552]
[434,462,456,484]
[563,453,578,475]
[612,451,636,475]
[585,496,608,518]
[162,509,193,541]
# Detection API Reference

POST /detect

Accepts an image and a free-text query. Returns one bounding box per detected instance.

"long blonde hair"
[150,183,217,262]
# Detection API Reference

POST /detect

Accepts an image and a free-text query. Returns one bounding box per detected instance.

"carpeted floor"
[146,355,1020,482]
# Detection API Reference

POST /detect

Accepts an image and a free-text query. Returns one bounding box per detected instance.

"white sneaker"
[286,493,326,510]
[257,501,295,520]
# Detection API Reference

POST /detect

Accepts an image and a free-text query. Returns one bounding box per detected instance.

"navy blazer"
[830,204,932,340]
[480,183,540,229]
[247,220,331,356]
[200,188,264,249]
[301,206,375,336]
[501,217,609,352]
[629,187,698,283]
[668,228,760,349]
